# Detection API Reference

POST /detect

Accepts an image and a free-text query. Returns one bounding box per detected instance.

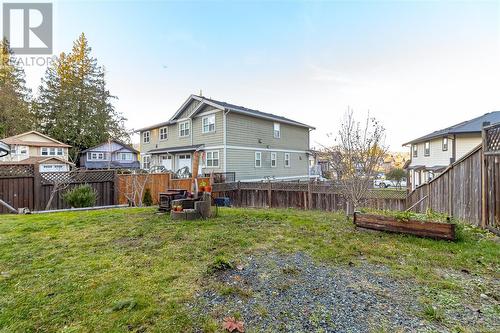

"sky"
[16,0,500,151]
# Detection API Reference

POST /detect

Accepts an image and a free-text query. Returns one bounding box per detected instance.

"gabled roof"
[81,140,139,154]
[403,111,500,146]
[0,156,74,165]
[2,131,72,147]
[137,94,315,131]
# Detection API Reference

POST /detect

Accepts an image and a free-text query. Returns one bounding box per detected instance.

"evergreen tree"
[35,33,128,161]
[0,39,33,137]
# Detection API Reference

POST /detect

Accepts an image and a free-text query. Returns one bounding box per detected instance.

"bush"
[62,184,97,208]
[142,188,153,206]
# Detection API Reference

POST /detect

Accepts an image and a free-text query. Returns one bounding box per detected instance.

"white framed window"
[271,152,277,167]
[142,155,151,169]
[255,151,262,168]
[88,152,107,160]
[179,121,190,137]
[424,141,430,156]
[202,114,216,133]
[41,147,64,156]
[143,131,150,143]
[442,137,448,151]
[40,164,68,172]
[274,123,281,138]
[159,127,168,141]
[412,144,418,158]
[118,152,133,161]
[284,152,290,167]
[206,150,219,168]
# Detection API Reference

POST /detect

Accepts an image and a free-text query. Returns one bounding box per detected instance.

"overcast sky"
[20,0,500,151]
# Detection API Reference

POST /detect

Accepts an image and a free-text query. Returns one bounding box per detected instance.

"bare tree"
[120,170,151,207]
[325,109,387,212]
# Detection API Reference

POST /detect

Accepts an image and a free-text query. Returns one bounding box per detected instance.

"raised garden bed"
[353,211,456,241]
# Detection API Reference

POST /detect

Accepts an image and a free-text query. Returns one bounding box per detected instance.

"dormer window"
[143,131,150,143]
[424,141,430,156]
[274,123,281,138]
[442,137,448,151]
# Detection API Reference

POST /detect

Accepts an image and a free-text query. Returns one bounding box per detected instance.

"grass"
[0,207,498,332]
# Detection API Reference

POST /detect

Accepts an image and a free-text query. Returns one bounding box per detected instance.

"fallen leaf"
[223,317,245,332]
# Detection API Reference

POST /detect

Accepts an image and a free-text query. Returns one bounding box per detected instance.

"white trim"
[241,175,314,182]
[187,101,207,118]
[204,145,308,154]
[143,131,151,144]
[273,122,281,139]
[178,120,190,138]
[255,151,262,168]
[202,114,216,133]
[271,151,277,167]
[205,150,220,168]
[284,152,291,168]
[159,127,168,141]
[195,108,221,118]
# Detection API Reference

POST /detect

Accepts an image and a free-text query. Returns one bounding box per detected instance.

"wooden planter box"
[353,212,456,241]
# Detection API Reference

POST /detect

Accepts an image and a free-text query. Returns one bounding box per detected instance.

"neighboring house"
[138,94,315,181]
[80,140,140,169]
[0,131,73,172]
[403,111,500,190]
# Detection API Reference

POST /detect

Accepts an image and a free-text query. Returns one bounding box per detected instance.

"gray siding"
[177,100,201,119]
[226,149,309,181]
[192,108,224,146]
[226,112,309,150]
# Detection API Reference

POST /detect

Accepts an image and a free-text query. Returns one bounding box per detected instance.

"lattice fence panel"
[0,164,34,178]
[485,124,500,154]
[41,170,115,185]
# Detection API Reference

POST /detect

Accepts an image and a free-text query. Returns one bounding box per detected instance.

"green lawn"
[0,208,498,332]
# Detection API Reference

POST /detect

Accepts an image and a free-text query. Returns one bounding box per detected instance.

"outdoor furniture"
[170,193,212,220]
[158,189,188,212]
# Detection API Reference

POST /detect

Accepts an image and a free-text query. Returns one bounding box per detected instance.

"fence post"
[481,128,488,227]
[307,182,312,210]
[113,171,119,205]
[33,165,41,211]
[267,180,272,208]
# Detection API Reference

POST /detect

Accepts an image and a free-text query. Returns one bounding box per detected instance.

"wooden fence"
[212,181,406,212]
[407,123,500,232]
[0,165,209,213]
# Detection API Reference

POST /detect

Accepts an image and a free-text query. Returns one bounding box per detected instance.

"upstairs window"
[179,121,190,137]
[424,141,430,156]
[202,115,216,133]
[143,131,150,143]
[271,152,277,167]
[284,152,290,167]
[159,127,168,141]
[442,137,448,151]
[255,151,262,168]
[274,123,281,138]
[412,144,418,158]
[41,147,64,156]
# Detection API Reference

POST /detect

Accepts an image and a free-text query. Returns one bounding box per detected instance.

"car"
[373,179,407,189]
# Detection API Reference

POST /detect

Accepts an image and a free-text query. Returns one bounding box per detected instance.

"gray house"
[137,95,315,181]
[80,140,140,170]
[403,111,500,190]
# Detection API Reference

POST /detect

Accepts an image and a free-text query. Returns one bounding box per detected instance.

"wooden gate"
[0,165,35,213]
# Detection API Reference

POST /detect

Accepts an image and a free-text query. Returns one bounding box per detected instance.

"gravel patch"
[192,252,446,332]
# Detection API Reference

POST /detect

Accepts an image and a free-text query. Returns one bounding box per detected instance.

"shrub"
[142,188,153,206]
[62,184,97,208]
[207,255,233,273]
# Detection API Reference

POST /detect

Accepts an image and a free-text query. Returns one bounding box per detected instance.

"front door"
[177,154,191,172]
[161,155,173,171]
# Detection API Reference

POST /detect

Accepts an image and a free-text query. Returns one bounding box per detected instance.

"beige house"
[138,95,315,181]
[403,111,500,190]
[0,131,73,172]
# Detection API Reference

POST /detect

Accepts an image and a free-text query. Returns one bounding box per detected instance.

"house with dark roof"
[137,94,315,181]
[403,111,500,190]
[80,140,140,170]
[0,131,74,172]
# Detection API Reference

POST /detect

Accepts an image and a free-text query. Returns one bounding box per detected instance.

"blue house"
[80,140,140,170]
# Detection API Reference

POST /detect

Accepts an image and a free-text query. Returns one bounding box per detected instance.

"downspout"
[223,109,229,173]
